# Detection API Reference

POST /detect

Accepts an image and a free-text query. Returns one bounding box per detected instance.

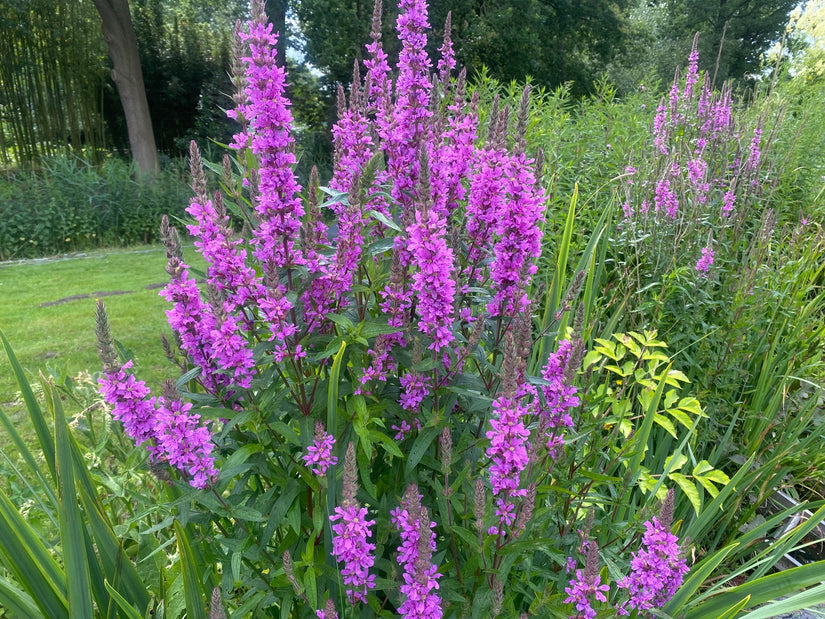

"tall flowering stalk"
[330,444,376,603]
[96,302,217,489]
[618,490,689,614]
[392,485,442,618]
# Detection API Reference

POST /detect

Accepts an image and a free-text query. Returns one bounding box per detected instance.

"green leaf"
[0,575,40,618]
[663,544,739,615]
[653,413,678,438]
[367,209,401,231]
[370,430,404,458]
[668,472,701,514]
[47,379,93,619]
[0,329,57,482]
[173,520,207,619]
[684,561,825,619]
[627,362,672,478]
[0,489,68,617]
[738,582,825,619]
[103,580,145,619]
[303,568,318,608]
[405,426,442,476]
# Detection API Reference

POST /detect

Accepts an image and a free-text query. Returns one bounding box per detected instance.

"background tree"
[92,0,159,176]
[665,0,798,84]
[294,0,631,96]
[0,0,107,167]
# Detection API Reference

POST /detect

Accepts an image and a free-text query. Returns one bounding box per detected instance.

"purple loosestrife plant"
[617,490,689,614]
[330,444,376,604]
[91,0,723,615]
[303,421,337,477]
[392,485,443,618]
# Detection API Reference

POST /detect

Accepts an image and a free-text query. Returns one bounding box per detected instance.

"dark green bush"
[0,156,191,260]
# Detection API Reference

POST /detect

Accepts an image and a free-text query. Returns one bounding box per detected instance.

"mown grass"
[0,244,205,439]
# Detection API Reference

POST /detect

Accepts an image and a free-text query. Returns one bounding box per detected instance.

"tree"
[663,0,798,84]
[92,0,159,176]
[294,0,630,96]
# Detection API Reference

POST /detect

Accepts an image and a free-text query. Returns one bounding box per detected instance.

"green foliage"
[0,156,191,259]
[0,0,108,166]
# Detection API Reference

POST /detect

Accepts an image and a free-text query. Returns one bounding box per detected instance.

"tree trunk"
[266,0,288,68]
[91,0,158,176]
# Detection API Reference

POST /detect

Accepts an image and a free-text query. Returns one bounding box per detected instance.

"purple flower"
[407,202,456,351]
[303,422,338,476]
[392,486,442,619]
[99,364,218,489]
[154,397,218,489]
[564,569,609,619]
[654,178,679,219]
[161,258,225,393]
[617,515,689,613]
[539,340,580,457]
[330,444,376,604]
[722,188,736,216]
[695,245,714,275]
[400,371,428,413]
[485,393,530,508]
[98,361,157,448]
[683,43,699,103]
[330,504,377,603]
[653,98,669,154]
[465,145,508,273]
[384,0,432,226]
[746,124,762,172]
[488,153,545,317]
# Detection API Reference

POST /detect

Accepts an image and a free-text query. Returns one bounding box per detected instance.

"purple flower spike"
[695,245,714,275]
[392,486,442,619]
[618,491,689,613]
[330,444,376,604]
[154,396,219,489]
[98,361,157,448]
[303,422,338,477]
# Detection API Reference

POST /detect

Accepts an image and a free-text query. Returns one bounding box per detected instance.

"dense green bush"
[0,156,191,260]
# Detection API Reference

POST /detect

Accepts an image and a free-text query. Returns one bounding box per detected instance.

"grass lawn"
[0,245,206,430]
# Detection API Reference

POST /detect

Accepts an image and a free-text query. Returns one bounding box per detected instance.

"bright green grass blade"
[47,378,93,619]
[0,446,57,529]
[737,581,825,619]
[683,560,825,619]
[77,480,152,614]
[662,543,738,616]
[104,580,146,619]
[627,362,672,479]
[68,409,151,614]
[715,595,751,619]
[0,490,68,617]
[174,519,207,619]
[0,574,41,618]
[0,328,57,482]
[325,340,346,602]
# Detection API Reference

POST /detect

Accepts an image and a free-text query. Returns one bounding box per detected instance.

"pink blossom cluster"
[302,422,337,476]
[99,363,217,489]
[391,487,442,618]
[485,391,531,533]
[617,516,689,613]
[695,245,714,275]
[330,504,377,603]
[564,569,609,619]
[539,340,580,457]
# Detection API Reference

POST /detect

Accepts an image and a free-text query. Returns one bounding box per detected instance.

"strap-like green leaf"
[47,378,93,619]
[0,328,57,482]
[0,490,68,617]
[174,519,207,619]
